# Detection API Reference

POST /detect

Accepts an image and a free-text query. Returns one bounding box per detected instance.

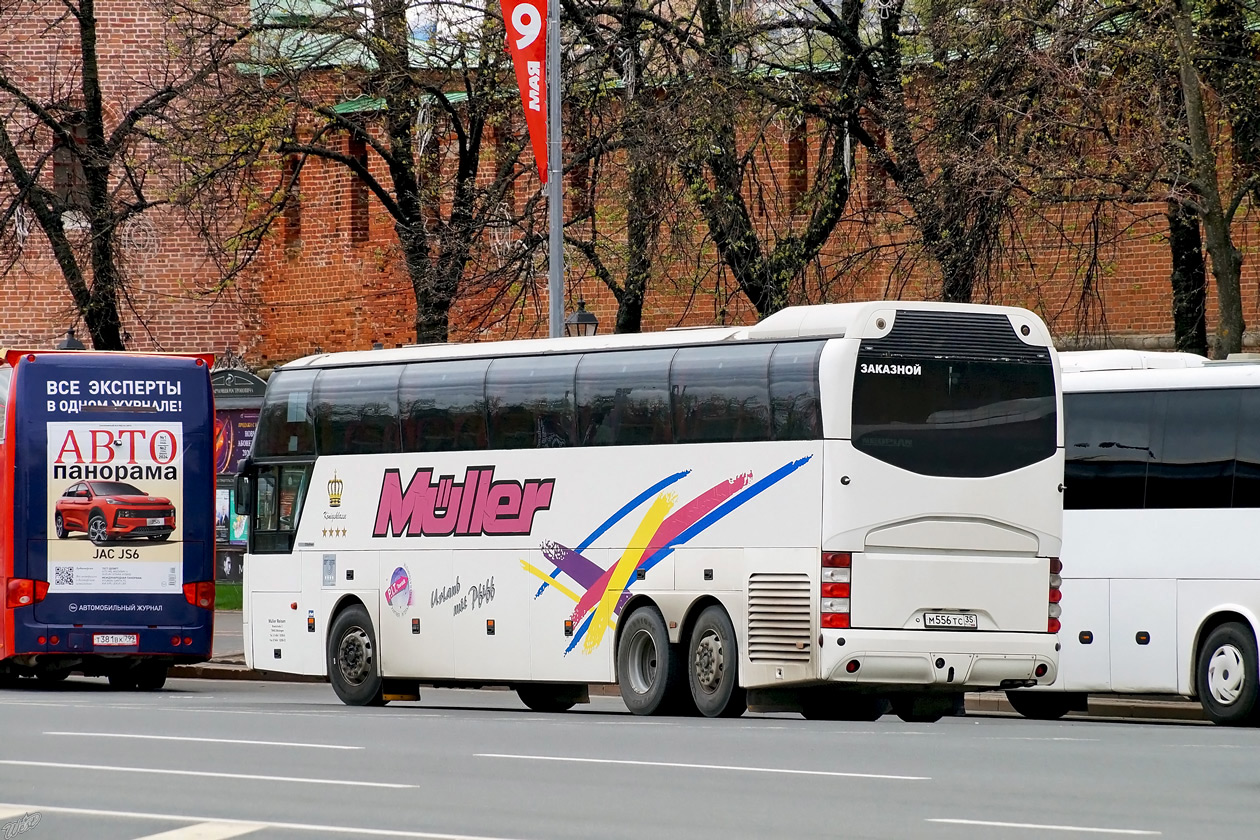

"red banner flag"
[503,0,548,183]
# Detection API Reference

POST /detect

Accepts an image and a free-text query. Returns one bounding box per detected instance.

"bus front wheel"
[1196,622,1260,726]
[617,606,683,716]
[328,605,387,707]
[687,605,746,718]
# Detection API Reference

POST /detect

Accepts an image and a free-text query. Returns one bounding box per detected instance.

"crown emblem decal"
[327,471,343,508]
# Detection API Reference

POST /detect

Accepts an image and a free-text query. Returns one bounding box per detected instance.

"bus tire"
[687,605,746,718]
[1005,690,1075,721]
[134,664,167,691]
[54,512,67,539]
[1196,622,1260,726]
[891,694,951,723]
[801,689,889,721]
[617,606,682,716]
[108,671,137,690]
[88,512,109,546]
[328,604,387,707]
[516,684,581,713]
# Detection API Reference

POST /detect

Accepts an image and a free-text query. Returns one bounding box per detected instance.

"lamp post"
[564,299,599,337]
[56,328,86,350]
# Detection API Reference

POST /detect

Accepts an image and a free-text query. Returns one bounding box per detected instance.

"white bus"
[238,301,1063,722]
[1007,349,1260,725]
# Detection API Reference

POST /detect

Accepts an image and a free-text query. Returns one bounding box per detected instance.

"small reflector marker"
[487,619,495,636]
[49,636,59,645]
[183,637,192,646]
[1079,631,1093,644]
[1136,631,1150,646]
[564,620,573,637]
[171,636,181,646]
[37,636,46,645]
[383,693,419,702]
[669,621,677,629]
[1035,663,1048,677]
[290,602,298,610]
[412,618,420,634]
[845,660,860,673]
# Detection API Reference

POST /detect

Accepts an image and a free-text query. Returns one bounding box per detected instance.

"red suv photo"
[54,481,176,546]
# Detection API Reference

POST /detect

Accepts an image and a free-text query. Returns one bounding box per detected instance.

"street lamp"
[564,299,599,337]
[56,328,86,350]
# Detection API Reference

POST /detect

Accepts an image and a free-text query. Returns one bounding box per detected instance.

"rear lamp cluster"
[1048,557,1062,634]
[821,552,851,629]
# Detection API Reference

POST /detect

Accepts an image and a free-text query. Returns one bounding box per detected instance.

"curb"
[175,663,1206,721]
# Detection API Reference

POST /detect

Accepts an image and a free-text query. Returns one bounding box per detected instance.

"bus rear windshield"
[851,356,1057,477]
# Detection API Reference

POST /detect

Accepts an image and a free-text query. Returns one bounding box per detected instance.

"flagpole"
[546,0,563,337]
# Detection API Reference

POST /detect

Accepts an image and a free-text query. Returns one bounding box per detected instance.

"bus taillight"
[183,581,215,610]
[1048,558,1062,633]
[822,552,851,629]
[6,578,49,608]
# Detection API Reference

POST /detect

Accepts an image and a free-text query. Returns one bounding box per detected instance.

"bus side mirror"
[235,474,251,515]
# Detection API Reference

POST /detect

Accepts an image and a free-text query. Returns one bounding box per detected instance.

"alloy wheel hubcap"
[627,628,658,695]
[1207,644,1246,706]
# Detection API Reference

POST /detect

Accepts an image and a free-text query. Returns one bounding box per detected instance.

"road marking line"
[983,737,1100,742]
[0,760,413,789]
[0,803,528,840]
[928,819,1160,835]
[44,732,362,750]
[476,753,928,780]
[129,822,266,840]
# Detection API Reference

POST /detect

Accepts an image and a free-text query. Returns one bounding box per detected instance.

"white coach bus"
[1007,350,1260,725]
[238,301,1063,722]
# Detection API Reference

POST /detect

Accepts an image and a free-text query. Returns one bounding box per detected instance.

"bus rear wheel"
[1196,622,1260,726]
[687,605,746,718]
[134,664,167,691]
[800,689,889,721]
[1005,690,1077,721]
[891,694,952,723]
[516,684,584,713]
[617,606,684,716]
[328,604,387,707]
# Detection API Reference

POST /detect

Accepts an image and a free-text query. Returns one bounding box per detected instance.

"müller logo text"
[373,466,554,538]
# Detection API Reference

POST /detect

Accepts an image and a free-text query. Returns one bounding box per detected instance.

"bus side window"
[671,344,773,444]
[486,354,578,449]
[1236,390,1260,508]
[400,358,490,453]
[255,370,317,457]
[313,365,402,455]
[1063,390,1155,510]
[576,348,674,447]
[256,468,279,532]
[769,341,824,441]
[1146,388,1238,509]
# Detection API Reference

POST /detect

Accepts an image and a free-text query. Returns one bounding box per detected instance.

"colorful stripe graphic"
[526,456,812,654]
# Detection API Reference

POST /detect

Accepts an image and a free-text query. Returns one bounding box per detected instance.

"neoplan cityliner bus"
[1007,350,1260,725]
[0,350,217,690]
[239,302,1063,722]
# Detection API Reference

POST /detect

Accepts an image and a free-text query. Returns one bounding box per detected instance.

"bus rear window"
[852,357,1056,477]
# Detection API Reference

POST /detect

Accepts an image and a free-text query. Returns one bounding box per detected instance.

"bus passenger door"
[1055,578,1111,691]
[1109,578,1177,692]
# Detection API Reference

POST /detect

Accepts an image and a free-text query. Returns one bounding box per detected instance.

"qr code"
[54,567,74,586]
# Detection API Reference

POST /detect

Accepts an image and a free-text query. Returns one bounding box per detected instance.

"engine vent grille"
[748,573,812,662]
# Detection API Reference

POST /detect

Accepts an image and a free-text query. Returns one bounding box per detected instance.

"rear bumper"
[821,629,1058,689]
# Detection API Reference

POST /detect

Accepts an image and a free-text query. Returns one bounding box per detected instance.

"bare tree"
[247,0,545,344]
[0,0,269,349]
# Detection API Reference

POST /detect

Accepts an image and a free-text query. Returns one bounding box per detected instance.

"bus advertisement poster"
[47,421,184,593]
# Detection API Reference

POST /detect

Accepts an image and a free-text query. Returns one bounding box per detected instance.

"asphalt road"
[0,679,1254,840]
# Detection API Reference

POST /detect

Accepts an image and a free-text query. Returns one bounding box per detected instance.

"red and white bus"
[0,350,217,690]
